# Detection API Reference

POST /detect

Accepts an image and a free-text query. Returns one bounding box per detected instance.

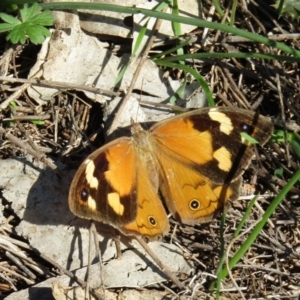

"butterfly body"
[69,107,273,238]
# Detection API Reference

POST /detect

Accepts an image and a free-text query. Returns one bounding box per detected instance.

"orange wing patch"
[152,118,214,166]
[156,150,236,224]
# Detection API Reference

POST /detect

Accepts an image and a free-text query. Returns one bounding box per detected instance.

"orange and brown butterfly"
[68,107,273,238]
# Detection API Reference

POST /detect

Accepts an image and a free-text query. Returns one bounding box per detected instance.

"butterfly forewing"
[69,138,138,227]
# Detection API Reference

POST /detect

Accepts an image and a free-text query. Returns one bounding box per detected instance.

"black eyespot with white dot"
[241,122,253,134]
[189,199,200,211]
[81,188,88,201]
[148,216,157,227]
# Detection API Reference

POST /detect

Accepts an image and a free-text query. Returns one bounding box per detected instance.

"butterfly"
[69,107,273,238]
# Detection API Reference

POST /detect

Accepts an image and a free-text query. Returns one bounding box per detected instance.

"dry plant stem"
[224,33,300,43]
[240,3,266,35]
[65,91,92,109]
[91,222,104,288]
[3,114,51,121]
[260,230,289,254]
[38,251,105,300]
[174,240,207,268]
[236,263,290,276]
[208,3,228,52]
[216,91,235,107]
[0,236,51,277]
[11,108,41,155]
[268,144,294,176]
[14,107,34,113]
[85,222,105,300]
[221,43,244,69]
[5,251,36,279]
[201,5,215,47]
[0,83,30,111]
[82,105,90,131]
[0,283,14,292]
[0,76,119,110]
[0,271,17,292]
[54,106,59,144]
[0,127,58,171]
[251,0,286,34]
[0,233,34,250]
[12,51,18,79]
[254,201,274,228]
[107,12,164,135]
[134,236,186,290]
[220,65,251,109]
[250,94,265,110]
[169,223,178,245]
[270,140,286,158]
[224,221,259,300]
[210,3,245,71]
[285,96,300,119]
[86,223,93,300]
[0,264,35,285]
[276,74,290,168]
[140,100,187,112]
[158,281,178,296]
[0,48,14,76]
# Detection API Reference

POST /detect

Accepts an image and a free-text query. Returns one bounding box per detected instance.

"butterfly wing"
[69,137,169,237]
[69,138,137,227]
[150,107,273,224]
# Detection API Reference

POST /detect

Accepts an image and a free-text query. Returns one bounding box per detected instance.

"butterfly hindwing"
[120,149,170,236]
